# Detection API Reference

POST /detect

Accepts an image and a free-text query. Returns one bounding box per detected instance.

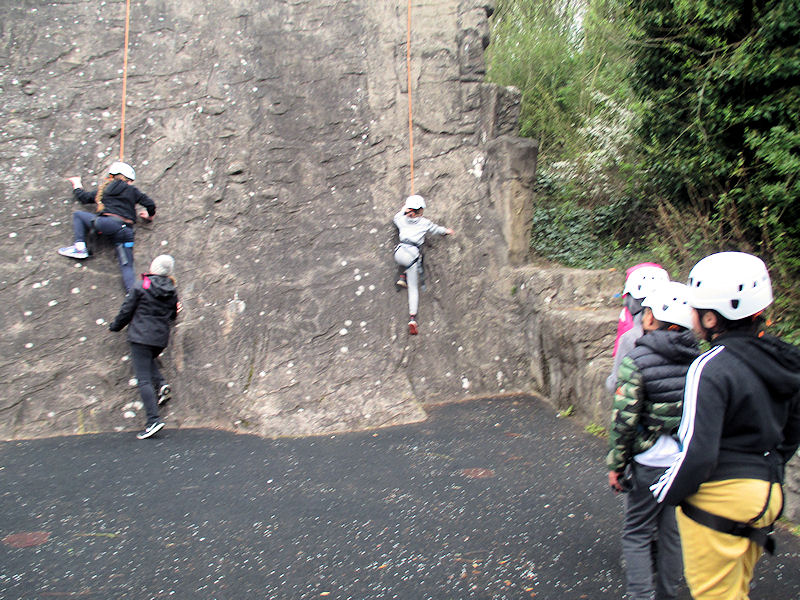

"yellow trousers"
[677,479,783,600]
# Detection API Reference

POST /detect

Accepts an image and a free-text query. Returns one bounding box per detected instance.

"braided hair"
[94,176,113,213]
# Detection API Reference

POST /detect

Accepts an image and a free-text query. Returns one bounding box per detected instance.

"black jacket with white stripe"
[652,331,800,505]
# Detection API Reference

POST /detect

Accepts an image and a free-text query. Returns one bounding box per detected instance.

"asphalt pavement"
[2,396,799,599]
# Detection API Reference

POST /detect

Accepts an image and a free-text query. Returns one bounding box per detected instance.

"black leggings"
[128,342,166,426]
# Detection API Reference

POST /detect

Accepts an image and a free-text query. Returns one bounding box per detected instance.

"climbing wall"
[0,0,537,438]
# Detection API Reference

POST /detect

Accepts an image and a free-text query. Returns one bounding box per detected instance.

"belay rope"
[119,0,132,162]
[406,0,415,195]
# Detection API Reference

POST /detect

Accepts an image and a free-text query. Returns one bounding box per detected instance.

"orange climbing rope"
[406,0,415,195]
[119,0,132,161]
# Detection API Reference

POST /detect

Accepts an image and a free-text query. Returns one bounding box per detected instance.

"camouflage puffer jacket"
[606,329,701,472]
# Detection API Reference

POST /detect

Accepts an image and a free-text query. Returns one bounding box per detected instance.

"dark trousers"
[72,211,136,291]
[622,463,683,600]
[128,342,166,426]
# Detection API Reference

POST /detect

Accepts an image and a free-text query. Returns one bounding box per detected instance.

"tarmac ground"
[2,396,799,599]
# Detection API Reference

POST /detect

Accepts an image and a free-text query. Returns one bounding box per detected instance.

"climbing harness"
[394,240,426,292]
[680,455,784,555]
[87,216,135,263]
[680,500,777,555]
[394,240,423,269]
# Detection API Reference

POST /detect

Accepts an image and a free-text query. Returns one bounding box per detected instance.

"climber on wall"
[58,161,156,292]
[392,194,454,335]
[109,254,180,440]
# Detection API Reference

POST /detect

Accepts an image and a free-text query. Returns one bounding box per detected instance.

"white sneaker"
[157,384,171,406]
[136,420,165,440]
[58,245,89,259]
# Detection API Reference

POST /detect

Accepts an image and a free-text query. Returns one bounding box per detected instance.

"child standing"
[651,252,800,599]
[58,161,156,292]
[109,255,179,440]
[607,281,701,600]
[606,263,670,393]
[392,195,454,335]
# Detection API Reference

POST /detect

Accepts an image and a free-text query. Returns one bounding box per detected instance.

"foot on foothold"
[396,274,408,289]
[157,384,172,406]
[408,319,418,335]
[58,245,89,259]
[136,420,165,440]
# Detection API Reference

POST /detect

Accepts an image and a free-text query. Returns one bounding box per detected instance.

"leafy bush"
[487,0,800,341]
[486,0,626,162]
[627,0,800,339]
[488,0,651,269]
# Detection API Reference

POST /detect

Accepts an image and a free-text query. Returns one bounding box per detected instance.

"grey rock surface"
[0,0,533,438]
[1,0,798,519]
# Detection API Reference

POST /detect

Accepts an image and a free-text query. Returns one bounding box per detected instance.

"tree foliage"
[486,0,620,161]
[488,0,655,269]
[486,0,800,338]
[628,0,800,334]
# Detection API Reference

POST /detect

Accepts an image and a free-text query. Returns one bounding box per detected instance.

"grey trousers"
[394,244,420,316]
[621,463,683,600]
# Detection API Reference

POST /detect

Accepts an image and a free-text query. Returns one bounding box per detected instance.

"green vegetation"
[585,422,608,437]
[557,404,575,418]
[487,0,800,342]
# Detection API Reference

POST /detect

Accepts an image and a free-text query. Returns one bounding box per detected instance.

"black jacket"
[607,329,702,471]
[630,329,702,415]
[652,332,800,505]
[74,179,156,223]
[109,274,179,348]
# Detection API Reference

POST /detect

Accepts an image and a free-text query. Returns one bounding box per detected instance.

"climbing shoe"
[57,245,89,259]
[136,420,165,440]
[408,319,418,335]
[396,274,408,289]
[157,384,172,406]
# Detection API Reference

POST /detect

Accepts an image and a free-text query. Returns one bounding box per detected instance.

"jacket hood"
[636,328,701,365]
[719,332,800,403]
[142,274,176,299]
[105,178,128,195]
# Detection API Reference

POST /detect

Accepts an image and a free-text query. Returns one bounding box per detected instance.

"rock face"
[2,0,798,519]
[0,0,533,437]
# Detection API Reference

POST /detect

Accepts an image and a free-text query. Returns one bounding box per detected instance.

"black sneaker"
[157,384,172,406]
[136,420,165,440]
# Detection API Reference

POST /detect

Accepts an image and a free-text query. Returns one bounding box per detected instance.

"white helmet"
[687,252,773,320]
[623,265,670,299]
[642,281,694,330]
[109,161,136,181]
[404,195,426,211]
